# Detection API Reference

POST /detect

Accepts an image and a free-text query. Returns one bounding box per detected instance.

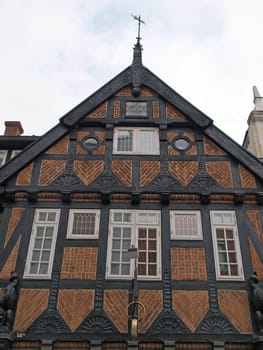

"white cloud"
[0,0,262,144]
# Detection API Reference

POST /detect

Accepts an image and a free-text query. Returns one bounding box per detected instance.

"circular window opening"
[83,137,99,150]
[173,138,191,151]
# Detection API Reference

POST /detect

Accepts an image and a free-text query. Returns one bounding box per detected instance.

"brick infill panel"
[104,290,128,333]
[169,161,198,187]
[138,290,163,333]
[171,247,207,280]
[206,161,233,188]
[239,164,256,188]
[16,162,33,186]
[74,160,104,186]
[61,247,97,280]
[45,135,69,154]
[203,136,226,155]
[14,288,49,331]
[112,160,132,187]
[39,160,66,186]
[140,161,160,187]
[4,208,24,247]
[0,237,21,279]
[58,289,94,331]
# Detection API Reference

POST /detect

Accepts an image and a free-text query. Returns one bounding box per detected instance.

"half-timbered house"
[1,36,263,350]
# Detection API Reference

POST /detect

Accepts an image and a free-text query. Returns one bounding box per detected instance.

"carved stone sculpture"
[0,272,19,332]
[250,272,263,333]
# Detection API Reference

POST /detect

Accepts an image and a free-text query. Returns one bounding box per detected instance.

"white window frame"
[0,150,7,167]
[113,127,159,155]
[24,209,60,279]
[11,150,21,159]
[170,210,203,240]
[210,210,244,280]
[106,210,161,280]
[67,209,100,239]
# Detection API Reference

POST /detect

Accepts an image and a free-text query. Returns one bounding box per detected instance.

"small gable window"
[113,127,159,155]
[170,211,203,240]
[82,136,99,151]
[173,137,191,151]
[67,209,100,239]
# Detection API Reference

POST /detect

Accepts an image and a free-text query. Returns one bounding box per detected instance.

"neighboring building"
[1,37,263,350]
[243,86,263,161]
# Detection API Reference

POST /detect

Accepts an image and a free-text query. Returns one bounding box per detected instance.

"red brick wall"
[239,165,256,188]
[39,160,66,186]
[45,135,69,154]
[140,161,160,187]
[16,162,34,186]
[138,290,163,333]
[74,160,104,186]
[112,160,132,187]
[104,290,128,333]
[206,161,233,188]
[169,161,198,186]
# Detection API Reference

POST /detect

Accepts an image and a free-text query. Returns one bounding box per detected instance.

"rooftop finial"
[131,14,145,44]
[253,86,263,111]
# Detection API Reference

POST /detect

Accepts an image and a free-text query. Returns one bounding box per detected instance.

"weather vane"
[131,14,145,41]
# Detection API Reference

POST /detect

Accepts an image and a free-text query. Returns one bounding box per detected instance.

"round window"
[173,138,190,151]
[83,137,99,150]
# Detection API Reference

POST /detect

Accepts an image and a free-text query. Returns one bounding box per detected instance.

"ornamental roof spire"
[253,86,263,111]
[131,15,145,96]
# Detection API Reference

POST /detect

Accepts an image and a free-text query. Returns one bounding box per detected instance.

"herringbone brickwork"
[138,290,163,333]
[45,135,69,154]
[87,102,108,118]
[61,247,97,280]
[172,290,209,332]
[112,160,132,187]
[104,290,128,333]
[247,210,263,244]
[16,162,33,185]
[218,290,252,333]
[239,164,256,188]
[53,342,90,349]
[74,160,104,185]
[169,161,198,186]
[114,100,121,118]
[140,161,160,187]
[171,248,207,280]
[153,101,160,119]
[39,160,66,186]
[4,208,24,247]
[57,289,94,331]
[203,137,226,155]
[166,103,184,119]
[14,288,49,331]
[0,237,21,279]
[249,238,263,279]
[206,161,233,188]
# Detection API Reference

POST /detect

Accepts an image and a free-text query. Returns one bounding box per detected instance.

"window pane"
[112,252,120,262]
[121,264,130,275]
[38,212,47,221]
[45,227,54,237]
[117,130,133,152]
[113,227,121,237]
[34,239,42,249]
[139,130,156,153]
[111,264,119,275]
[39,263,48,274]
[43,239,52,249]
[41,251,50,262]
[230,265,238,275]
[148,252,156,263]
[30,263,38,274]
[36,227,44,237]
[47,212,56,222]
[32,251,40,261]
[138,264,146,275]
[172,212,201,238]
[72,213,96,235]
[112,240,121,249]
[148,264,157,276]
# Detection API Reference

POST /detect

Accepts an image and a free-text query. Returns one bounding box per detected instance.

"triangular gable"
[0,64,263,186]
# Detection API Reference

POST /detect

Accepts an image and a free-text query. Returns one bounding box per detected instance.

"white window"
[0,150,7,166]
[24,209,60,278]
[210,211,244,280]
[67,209,100,239]
[106,210,161,280]
[170,211,202,239]
[113,127,159,154]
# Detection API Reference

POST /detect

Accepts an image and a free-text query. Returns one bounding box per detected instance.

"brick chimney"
[4,121,24,136]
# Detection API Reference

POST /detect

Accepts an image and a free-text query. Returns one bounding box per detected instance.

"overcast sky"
[1,0,263,145]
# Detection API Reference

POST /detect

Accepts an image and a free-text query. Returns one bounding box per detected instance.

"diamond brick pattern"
[39,160,66,186]
[249,238,263,279]
[239,164,256,188]
[0,237,21,279]
[172,290,209,332]
[14,289,49,331]
[45,135,69,154]
[171,248,207,280]
[58,289,94,331]
[203,136,226,155]
[169,161,198,186]
[4,208,24,247]
[206,161,233,188]
[104,290,128,333]
[74,160,104,186]
[87,102,108,118]
[61,247,97,280]
[140,161,160,187]
[16,162,33,185]
[138,290,163,333]
[112,160,132,187]
[218,290,252,333]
